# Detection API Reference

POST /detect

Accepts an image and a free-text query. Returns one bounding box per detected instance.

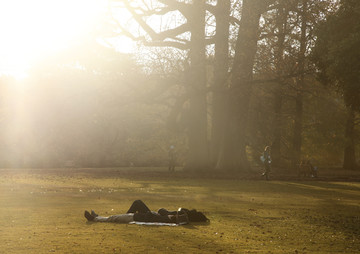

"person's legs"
[95,214,134,223]
[85,210,134,223]
[264,163,270,180]
[126,200,151,213]
[169,159,175,172]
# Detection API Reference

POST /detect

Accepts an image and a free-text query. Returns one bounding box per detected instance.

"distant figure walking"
[261,146,271,180]
[308,160,318,178]
[168,145,176,172]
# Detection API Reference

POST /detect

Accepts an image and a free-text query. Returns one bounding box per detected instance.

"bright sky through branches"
[0,0,109,79]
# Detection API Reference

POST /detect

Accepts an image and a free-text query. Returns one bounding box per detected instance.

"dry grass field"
[0,167,359,253]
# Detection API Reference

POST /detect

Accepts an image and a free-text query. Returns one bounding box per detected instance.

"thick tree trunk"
[185,0,209,171]
[292,91,303,168]
[291,0,307,169]
[211,0,230,167]
[216,0,272,171]
[343,107,357,170]
[271,3,288,167]
[272,92,283,166]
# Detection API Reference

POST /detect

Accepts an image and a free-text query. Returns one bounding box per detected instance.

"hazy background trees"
[0,0,358,171]
[312,0,360,169]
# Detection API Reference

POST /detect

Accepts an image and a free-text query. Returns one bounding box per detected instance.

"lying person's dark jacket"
[158,208,209,222]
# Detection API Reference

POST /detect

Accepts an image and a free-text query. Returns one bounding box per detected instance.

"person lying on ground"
[127,200,209,222]
[84,200,209,224]
[84,209,189,225]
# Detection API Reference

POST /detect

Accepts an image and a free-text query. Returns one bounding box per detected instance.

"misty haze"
[0,0,359,253]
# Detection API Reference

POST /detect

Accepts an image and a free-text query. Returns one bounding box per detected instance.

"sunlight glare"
[0,0,108,79]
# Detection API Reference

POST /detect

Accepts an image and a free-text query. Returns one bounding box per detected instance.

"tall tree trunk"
[292,90,303,168]
[291,0,307,169]
[216,0,273,171]
[271,2,288,167]
[343,107,357,170]
[272,92,283,166]
[185,0,209,170]
[211,0,230,167]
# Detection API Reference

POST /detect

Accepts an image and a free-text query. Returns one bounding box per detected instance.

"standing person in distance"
[168,145,176,172]
[261,146,272,180]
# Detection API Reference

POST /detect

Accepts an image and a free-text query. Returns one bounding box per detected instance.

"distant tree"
[247,0,340,169]
[312,0,360,169]
[111,0,212,170]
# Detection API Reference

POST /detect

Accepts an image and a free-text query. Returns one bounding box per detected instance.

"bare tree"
[111,0,211,170]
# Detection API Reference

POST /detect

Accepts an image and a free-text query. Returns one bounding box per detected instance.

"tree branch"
[157,0,191,19]
[156,23,190,39]
[123,0,159,40]
[229,16,241,26]
[143,40,189,50]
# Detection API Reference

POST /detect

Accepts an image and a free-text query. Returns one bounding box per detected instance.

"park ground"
[0,167,359,253]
